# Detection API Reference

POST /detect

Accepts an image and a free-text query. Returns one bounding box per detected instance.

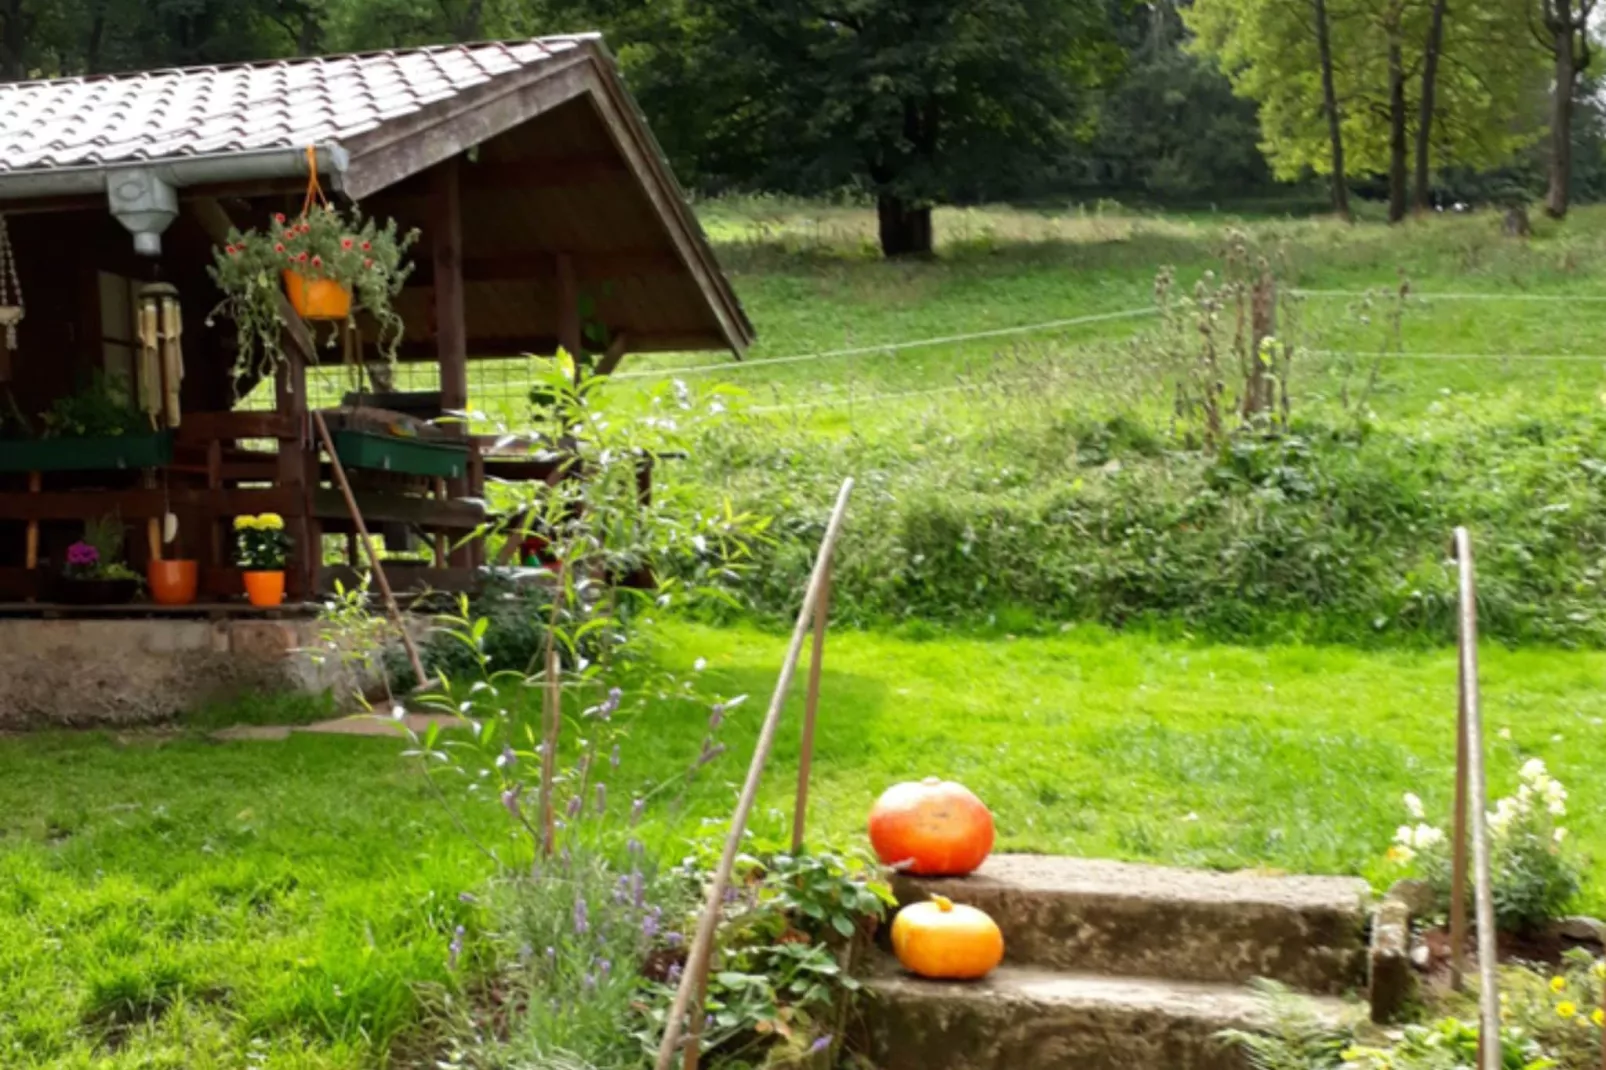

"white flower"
[1520,757,1548,782]
[1498,727,1513,740]
[693,657,707,672]
[1555,827,1569,844]
[1403,792,1425,820]
[1395,825,1416,847]
[1412,824,1445,849]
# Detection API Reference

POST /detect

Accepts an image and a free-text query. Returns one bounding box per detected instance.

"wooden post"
[24,471,40,585]
[556,253,582,361]
[430,157,473,569]
[276,349,315,599]
[792,560,831,853]
[1450,649,1470,991]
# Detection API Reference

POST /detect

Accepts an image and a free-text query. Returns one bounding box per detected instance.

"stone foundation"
[0,617,381,727]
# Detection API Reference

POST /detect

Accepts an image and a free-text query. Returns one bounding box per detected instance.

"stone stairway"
[862,855,1371,1070]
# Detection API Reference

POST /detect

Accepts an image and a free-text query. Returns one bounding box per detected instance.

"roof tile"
[0,37,596,173]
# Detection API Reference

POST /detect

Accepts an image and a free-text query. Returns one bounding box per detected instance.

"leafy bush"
[1340,1016,1558,1070]
[1387,760,1583,934]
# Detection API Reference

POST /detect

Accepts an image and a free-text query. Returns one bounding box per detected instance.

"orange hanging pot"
[282,270,351,321]
[243,570,286,608]
[147,559,198,606]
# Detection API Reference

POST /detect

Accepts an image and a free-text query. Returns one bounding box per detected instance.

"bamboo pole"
[654,478,854,1070]
[1453,527,1500,1070]
[1450,634,1470,991]
[792,559,831,853]
[311,410,430,691]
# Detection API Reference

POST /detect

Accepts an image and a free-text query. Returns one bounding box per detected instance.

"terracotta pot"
[243,570,286,608]
[147,559,198,606]
[281,270,351,321]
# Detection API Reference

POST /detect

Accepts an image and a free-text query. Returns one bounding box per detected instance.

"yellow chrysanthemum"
[257,513,285,531]
[1557,1000,1577,1019]
[1551,976,1568,994]
[233,515,258,531]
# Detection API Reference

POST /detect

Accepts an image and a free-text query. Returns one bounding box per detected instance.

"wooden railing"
[653,477,854,1070]
[1447,528,1500,1070]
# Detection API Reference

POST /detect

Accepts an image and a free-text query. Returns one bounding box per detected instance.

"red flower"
[273,212,286,224]
[310,254,323,268]
[341,237,354,250]
[363,258,374,269]
[297,251,309,262]
[360,241,372,252]
[274,242,286,254]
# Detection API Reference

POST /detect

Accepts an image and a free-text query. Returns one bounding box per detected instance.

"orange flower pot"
[281,270,351,321]
[243,570,286,608]
[147,559,198,606]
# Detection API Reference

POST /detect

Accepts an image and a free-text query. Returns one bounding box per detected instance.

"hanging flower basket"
[209,203,418,383]
[281,270,352,321]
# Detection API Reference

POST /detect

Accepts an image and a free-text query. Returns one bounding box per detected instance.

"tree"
[1535,0,1598,217]
[1189,0,1538,219]
[611,0,1120,257]
[1412,0,1448,211]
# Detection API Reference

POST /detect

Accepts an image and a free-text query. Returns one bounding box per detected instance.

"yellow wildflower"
[257,513,285,531]
[1557,1000,1577,1019]
[1593,961,1606,981]
[1592,1008,1604,1027]
[1551,976,1568,994]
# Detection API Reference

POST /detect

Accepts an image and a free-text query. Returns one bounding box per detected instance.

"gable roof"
[0,38,753,357]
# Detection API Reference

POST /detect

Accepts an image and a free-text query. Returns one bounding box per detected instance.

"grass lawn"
[4,620,1605,1067]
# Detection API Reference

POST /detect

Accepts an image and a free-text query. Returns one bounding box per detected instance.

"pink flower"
[340,237,354,250]
[273,212,286,224]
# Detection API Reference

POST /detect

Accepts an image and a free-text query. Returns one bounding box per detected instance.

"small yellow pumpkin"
[890,895,1004,980]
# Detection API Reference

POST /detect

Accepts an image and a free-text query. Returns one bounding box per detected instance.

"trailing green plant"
[1217,980,1352,1070]
[208,203,418,383]
[37,372,147,438]
[1339,1016,1558,1070]
[1387,759,1584,934]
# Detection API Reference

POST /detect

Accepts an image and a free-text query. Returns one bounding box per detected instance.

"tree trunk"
[1547,29,1577,219]
[1313,0,1352,221]
[1387,40,1409,223]
[1413,0,1448,212]
[877,195,934,257]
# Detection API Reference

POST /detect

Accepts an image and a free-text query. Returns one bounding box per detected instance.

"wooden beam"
[0,488,299,522]
[310,489,485,531]
[430,158,469,418]
[594,332,630,378]
[556,253,582,359]
[190,197,319,366]
[391,332,728,361]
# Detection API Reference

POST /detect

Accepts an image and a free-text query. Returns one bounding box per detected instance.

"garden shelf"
[0,432,173,472]
[331,430,469,480]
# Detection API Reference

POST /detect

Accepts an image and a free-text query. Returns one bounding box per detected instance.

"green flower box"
[332,430,468,480]
[0,432,173,472]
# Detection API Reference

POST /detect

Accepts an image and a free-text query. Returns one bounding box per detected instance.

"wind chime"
[136,282,183,429]
[137,282,184,562]
[0,214,24,382]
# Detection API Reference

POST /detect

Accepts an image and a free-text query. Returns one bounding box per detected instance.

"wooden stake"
[312,410,429,691]
[24,469,39,570]
[792,559,831,854]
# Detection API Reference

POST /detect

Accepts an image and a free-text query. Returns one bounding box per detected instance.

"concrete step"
[892,855,1371,995]
[862,961,1353,1070]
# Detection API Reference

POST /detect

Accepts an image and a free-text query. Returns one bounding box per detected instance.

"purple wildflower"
[696,741,726,768]
[457,891,478,904]
[598,957,612,980]
[665,931,684,947]
[610,744,622,769]
[666,962,683,984]
[708,703,726,731]
[572,896,590,936]
[582,972,596,990]
[809,1036,833,1055]
[596,783,608,814]
[496,745,517,769]
[567,794,583,819]
[628,837,644,857]
[447,925,465,970]
[614,875,632,905]
[501,784,521,818]
[631,798,646,826]
[642,908,661,939]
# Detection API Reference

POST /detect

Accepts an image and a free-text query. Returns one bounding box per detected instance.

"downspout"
[0,143,349,256]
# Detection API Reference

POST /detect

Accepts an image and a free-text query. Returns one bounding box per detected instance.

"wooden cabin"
[0,36,752,608]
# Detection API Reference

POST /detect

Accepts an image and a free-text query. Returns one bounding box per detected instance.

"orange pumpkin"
[868,777,995,876]
[891,895,1004,980]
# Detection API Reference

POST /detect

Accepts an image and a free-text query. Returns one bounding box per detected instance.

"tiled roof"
[0,36,597,173]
